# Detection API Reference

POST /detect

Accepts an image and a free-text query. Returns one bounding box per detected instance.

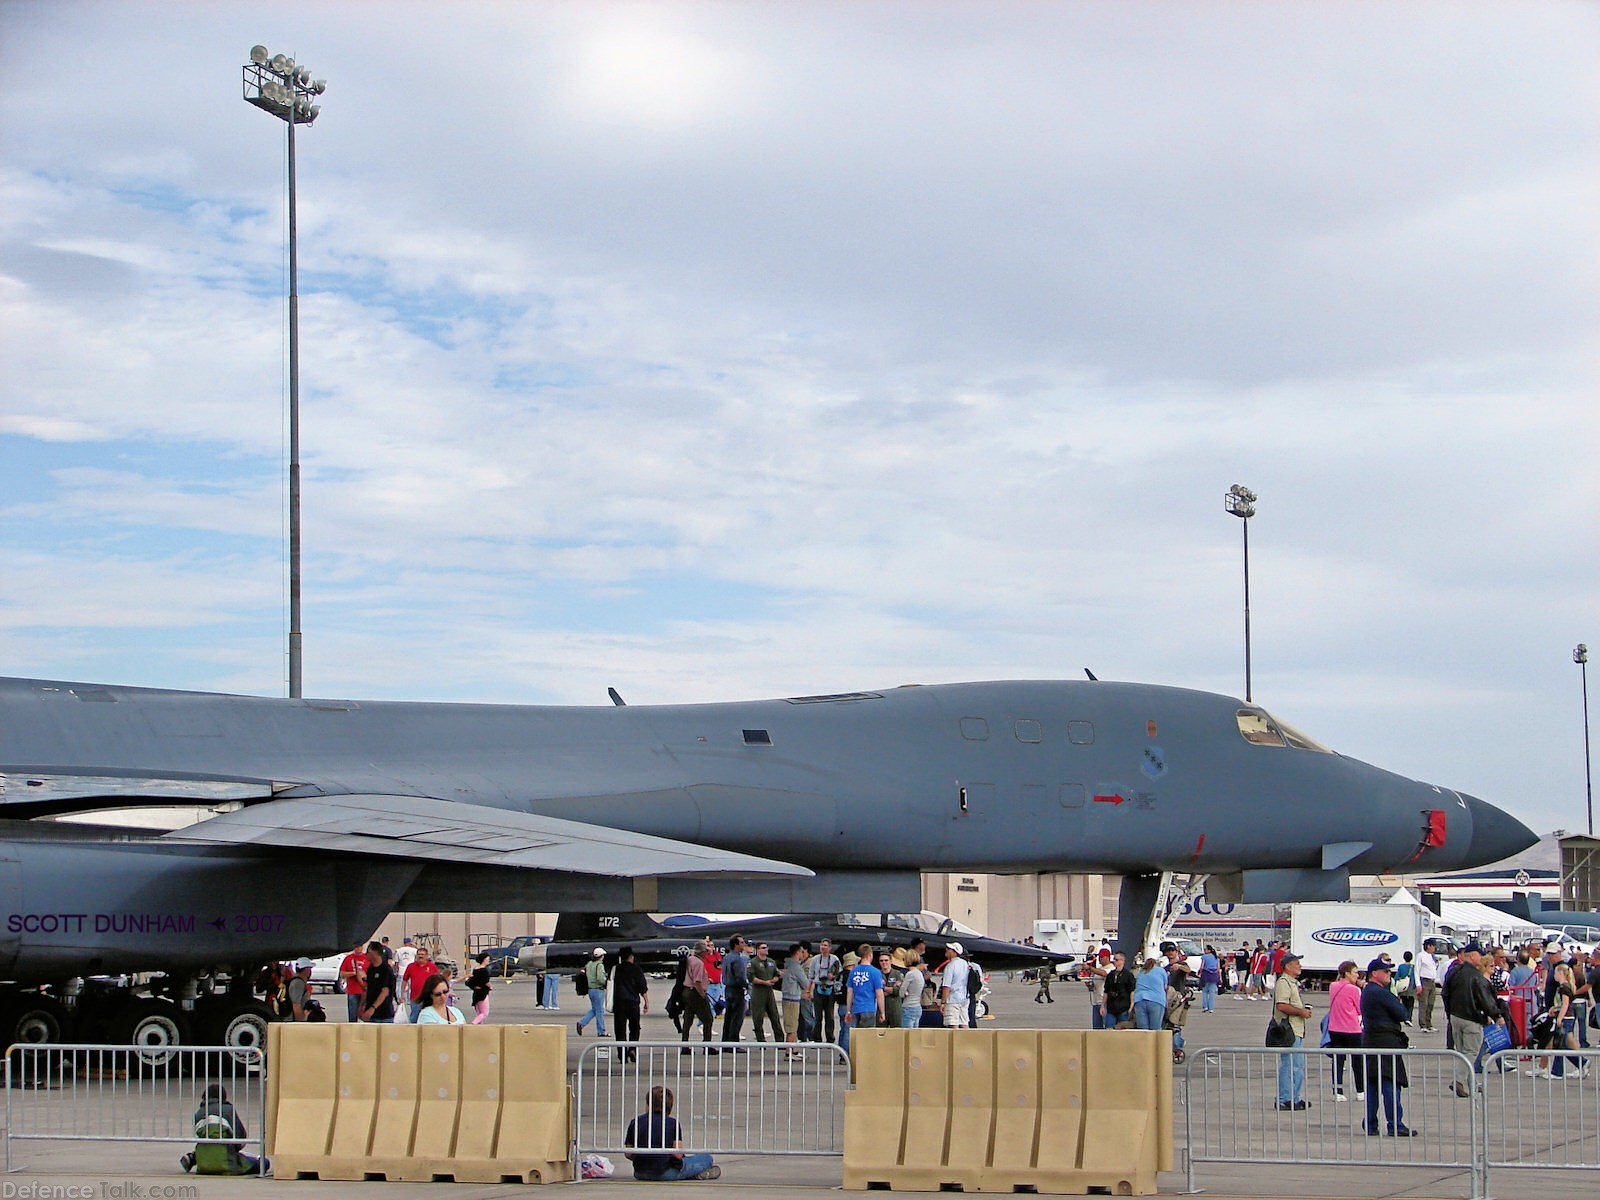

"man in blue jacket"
[1360,958,1416,1137]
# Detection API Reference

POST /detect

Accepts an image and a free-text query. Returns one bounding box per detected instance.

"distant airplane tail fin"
[553,912,665,943]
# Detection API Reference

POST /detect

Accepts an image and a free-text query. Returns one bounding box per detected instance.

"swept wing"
[167,794,811,880]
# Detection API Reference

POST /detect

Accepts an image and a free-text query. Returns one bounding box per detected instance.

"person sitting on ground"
[415,973,467,1024]
[622,1085,720,1181]
[181,1084,267,1175]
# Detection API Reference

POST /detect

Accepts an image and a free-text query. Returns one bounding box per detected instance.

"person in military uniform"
[748,942,784,1042]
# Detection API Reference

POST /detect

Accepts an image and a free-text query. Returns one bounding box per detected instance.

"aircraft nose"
[1461,792,1538,868]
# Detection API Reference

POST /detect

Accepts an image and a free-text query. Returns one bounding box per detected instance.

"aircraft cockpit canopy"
[1235,708,1332,753]
[836,911,983,937]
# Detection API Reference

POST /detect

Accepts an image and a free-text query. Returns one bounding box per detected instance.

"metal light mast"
[1224,484,1258,703]
[242,45,326,699]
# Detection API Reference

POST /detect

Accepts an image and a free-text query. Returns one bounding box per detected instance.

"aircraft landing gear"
[194,995,274,1063]
[110,997,189,1073]
[0,993,67,1050]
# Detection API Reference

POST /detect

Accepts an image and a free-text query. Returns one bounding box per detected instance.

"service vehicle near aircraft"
[0,673,1536,1054]
[1288,899,1440,979]
[482,934,546,975]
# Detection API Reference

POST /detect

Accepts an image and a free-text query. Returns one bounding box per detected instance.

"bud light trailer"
[1288,900,1439,980]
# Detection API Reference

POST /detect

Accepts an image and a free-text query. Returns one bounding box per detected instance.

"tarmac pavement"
[3,972,1594,1197]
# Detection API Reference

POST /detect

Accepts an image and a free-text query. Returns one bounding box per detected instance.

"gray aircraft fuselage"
[0,675,1536,982]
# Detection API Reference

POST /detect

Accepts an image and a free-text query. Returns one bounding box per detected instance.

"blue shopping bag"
[1481,1022,1512,1057]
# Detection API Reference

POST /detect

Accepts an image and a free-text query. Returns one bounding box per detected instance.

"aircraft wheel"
[2,994,68,1050]
[111,998,190,1074]
[196,998,274,1067]
[974,999,989,1020]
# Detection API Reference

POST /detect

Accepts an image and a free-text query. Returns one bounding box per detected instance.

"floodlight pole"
[1578,644,1592,837]
[1225,485,1258,703]
[285,98,303,700]
[244,48,324,698]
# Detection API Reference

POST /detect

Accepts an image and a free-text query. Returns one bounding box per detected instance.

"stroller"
[1164,975,1194,1064]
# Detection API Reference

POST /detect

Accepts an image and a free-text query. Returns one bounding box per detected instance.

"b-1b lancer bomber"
[0,674,1535,1053]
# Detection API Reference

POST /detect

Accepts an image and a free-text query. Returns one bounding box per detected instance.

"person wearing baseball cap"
[1416,938,1441,1033]
[1271,954,1312,1110]
[577,948,609,1038]
[1360,958,1416,1136]
[1084,948,1113,1029]
[285,958,315,1022]
[1443,942,1501,1095]
[938,942,971,1028]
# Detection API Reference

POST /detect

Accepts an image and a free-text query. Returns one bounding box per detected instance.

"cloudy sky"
[2,1,1595,839]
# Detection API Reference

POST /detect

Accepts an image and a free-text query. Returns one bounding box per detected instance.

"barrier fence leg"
[1471,1081,1486,1200]
[1183,1066,1201,1194]
[570,1070,582,1184]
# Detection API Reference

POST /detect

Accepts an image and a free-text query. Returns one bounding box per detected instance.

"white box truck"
[1288,901,1439,979]
[1033,919,1089,976]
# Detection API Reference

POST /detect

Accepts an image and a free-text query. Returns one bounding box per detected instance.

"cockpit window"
[1236,709,1284,746]
[1275,717,1331,753]
[1236,708,1332,753]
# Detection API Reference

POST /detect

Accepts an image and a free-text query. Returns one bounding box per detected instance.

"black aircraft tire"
[195,998,274,1063]
[1,994,68,1051]
[110,998,190,1074]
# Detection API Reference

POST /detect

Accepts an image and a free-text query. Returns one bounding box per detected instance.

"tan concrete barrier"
[844,1028,1172,1195]
[266,1022,572,1183]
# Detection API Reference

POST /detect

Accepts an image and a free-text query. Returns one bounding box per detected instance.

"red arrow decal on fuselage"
[1093,794,1126,805]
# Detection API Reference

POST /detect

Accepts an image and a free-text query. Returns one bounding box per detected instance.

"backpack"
[574,970,589,996]
[195,1111,235,1141]
[966,964,982,996]
[1529,1008,1557,1049]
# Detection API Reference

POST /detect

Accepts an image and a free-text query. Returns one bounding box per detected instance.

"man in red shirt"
[1270,942,1288,980]
[338,941,370,1022]
[401,947,435,1023]
[678,941,717,1052]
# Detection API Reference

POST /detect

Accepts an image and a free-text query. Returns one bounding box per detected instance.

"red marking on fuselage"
[1093,794,1126,805]
[1189,834,1206,861]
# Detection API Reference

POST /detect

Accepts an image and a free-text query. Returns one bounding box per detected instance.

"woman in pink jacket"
[1326,960,1366,1101]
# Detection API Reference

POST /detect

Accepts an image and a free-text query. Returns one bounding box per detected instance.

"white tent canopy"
[1436,900,1542,939]
[1386,886,1542,940]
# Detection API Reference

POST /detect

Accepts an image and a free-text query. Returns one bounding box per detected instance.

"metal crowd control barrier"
[1182,1046,1485,1198]
[1482,1046,1598,1177]
[4,1043,267,1174]
[573,1039,849,1172]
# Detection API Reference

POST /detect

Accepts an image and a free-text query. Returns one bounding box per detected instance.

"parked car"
[308,952,346,992]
